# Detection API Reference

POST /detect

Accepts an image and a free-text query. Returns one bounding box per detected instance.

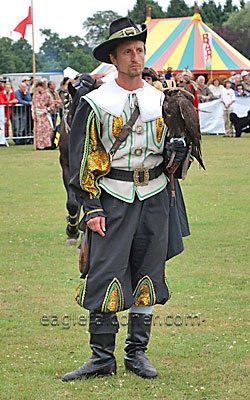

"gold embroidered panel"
[80,112,110,198]
[102,278,124,312]
[133,275,156,306]
[74,280,86,308]
[112,116,123,138]
[156,117,165,143]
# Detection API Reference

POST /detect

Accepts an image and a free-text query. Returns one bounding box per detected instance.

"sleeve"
[10,92,17,102]
[192,89,199,109]
[69,98,106,221]
[15,91,30,105]
[0,93,9,105]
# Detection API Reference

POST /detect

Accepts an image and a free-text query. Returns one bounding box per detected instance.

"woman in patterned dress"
[32,80,54,149]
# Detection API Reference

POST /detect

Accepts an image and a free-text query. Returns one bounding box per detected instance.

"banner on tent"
[203,33,212,70]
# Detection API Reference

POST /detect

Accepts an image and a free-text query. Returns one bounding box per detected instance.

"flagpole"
[31,0,37,150]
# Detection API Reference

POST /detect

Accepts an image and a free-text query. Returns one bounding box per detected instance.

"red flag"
[13,7,32,40]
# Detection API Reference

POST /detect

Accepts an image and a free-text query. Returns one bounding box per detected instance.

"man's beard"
[128,65,142,77]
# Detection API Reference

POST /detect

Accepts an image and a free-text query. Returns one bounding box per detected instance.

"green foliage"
[223,0,238,13]
[83,10,122,48]
[67,49,98,73]
[224,0,250,29]
[37,29,96,72]
[214,2,250,59]
[166,0,192,17]
[128,0,166,24]
[200,0,226,25]
[0,37,32,74]
[0,134,249,399]
[38,30,62,69]
[11,40,34,71]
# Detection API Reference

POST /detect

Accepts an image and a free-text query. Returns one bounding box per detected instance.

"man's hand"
[87,216,106,237]
[166,138,187,166]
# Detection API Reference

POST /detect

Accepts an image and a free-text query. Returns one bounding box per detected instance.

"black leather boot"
[62,311,118,381]
[124,313,157,379]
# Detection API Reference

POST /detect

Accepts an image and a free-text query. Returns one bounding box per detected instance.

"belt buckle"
[133,167,149,186]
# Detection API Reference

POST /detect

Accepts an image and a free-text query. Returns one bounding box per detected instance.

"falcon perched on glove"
[162,87,206,179]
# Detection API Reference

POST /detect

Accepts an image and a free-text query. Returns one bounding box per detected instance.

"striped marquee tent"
[91,12,250,78]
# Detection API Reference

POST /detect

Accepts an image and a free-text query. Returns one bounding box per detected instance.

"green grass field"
[0,135,249,399]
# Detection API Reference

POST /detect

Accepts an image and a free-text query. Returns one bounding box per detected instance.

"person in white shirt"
[220,80,236,137]
[208,77,224,99]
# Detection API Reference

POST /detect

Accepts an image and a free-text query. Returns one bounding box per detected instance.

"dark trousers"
[83,188,171,311]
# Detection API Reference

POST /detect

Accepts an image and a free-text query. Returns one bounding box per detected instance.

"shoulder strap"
[109,106,140,160]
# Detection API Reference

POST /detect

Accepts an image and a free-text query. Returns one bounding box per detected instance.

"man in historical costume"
[62,17,190,381]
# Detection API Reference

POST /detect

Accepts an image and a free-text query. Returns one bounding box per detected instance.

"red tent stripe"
[146,18,160,33]
[193,22,205,70]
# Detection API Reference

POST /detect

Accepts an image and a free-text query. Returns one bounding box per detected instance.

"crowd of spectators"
[0,75,73,149]
[1,68,249,146]
[140,68,250,101]
[141,67,250,138]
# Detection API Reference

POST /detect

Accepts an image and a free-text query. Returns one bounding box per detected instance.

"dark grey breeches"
[82,187,172,311]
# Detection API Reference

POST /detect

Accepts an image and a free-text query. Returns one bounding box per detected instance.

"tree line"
[0,0,249,75]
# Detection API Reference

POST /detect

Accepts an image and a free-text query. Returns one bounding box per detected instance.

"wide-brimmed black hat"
[93,17,147,64]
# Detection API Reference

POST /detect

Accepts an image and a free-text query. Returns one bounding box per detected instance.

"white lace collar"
[84,79,164,122]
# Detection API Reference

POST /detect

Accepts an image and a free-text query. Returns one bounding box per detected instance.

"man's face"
[198,77,205,85]
[49,82,56,91]
[5,82,11,92]
[234,75,241,83]
[110,40,145,78]
[20,83,27,93]
[182,74,189,82]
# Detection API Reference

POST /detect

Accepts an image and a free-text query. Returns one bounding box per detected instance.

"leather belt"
[106,163,164,186]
